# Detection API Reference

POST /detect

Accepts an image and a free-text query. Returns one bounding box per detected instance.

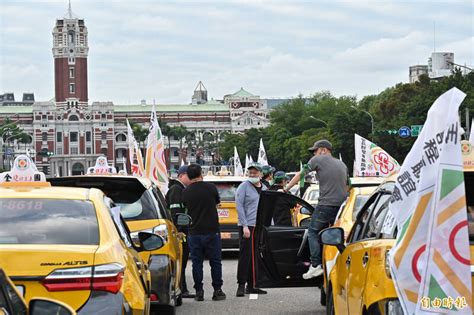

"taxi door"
[253,191,321,288]
[344,188,392,314]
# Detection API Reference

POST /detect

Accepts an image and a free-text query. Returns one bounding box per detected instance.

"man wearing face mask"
[285,140,348,279]
[235,163,267,297]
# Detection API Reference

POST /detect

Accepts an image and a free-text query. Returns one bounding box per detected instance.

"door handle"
[362,252,369,268]
[345,256,351,268]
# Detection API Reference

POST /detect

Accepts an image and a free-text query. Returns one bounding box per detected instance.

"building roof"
[114,102,228,113]
[0,106,34,114]
[232,88,255,98]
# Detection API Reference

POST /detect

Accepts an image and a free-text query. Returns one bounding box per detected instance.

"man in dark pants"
[235,163,267,296]
[165,165,193,298]
[285,140,348,279]
[182,164,226,302]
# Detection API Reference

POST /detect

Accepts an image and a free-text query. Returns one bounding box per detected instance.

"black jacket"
[269,184,294,226]
[166,179,187,231]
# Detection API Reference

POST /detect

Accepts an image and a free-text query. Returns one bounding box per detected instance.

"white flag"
[354,134,400,177]
[249,155,254,163]
[388,88,472,314]
[127,120,144,177]
[257,138,269,166]
[234,147,244,176]
[469,118,474,145]
[145,105,169,194]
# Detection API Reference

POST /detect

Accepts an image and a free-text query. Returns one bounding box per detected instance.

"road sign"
[5,148,13,157]
[399,126,411,138]
[411,125,423,137]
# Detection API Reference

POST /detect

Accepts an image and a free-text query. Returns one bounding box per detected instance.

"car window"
[362,195,391,239]
[152,187,172,220]
[212,182,239,202]
[116,189,161,221]
[464,172,474,243]
[272,194,298,227]
[306,189,320,202]
[348,193,379,243]
[352,195,370,221]
[0,199,99,245]
[105,197,133,248]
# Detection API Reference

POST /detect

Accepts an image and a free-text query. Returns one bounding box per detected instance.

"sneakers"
[245,287,267,294]
[236,284,245,297]
[182,290,195,298]
[212,289,227,301]
[194,290,204,302]
[303,264,324,279]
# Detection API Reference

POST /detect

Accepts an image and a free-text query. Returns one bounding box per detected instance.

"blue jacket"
[236,180,266,227]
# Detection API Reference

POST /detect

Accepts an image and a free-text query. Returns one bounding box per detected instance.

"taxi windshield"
[214,183,239,202]
[464,172,474,243]
[0,198,99,245]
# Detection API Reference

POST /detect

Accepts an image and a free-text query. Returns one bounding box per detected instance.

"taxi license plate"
[220,232,232,239]
[16,285,24,296]
[218,209,229,218]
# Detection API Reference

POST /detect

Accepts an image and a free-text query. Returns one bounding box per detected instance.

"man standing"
[269,171,293,226]
[165,165,193,298]
[235,163,267,297]
[285,140,348,279]
[182,164,226,302]
[261,165,275,189]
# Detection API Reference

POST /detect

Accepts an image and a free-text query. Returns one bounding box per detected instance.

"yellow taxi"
[0,155,163,314]
[319,141,474,314]
[204,173,245,249]
[49,160,183,314]
[0,268,76,315]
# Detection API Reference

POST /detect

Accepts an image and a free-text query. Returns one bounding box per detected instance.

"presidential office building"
[0,7,275,176]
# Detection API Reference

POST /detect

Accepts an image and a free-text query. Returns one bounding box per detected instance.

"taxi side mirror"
[300,207,313,215]
[319,227,345,253]
[138,232,165,251]
[176,213,192,227]
[29,298,76,315]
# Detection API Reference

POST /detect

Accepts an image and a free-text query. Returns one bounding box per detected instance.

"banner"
[126,120,145,177]
[234,147,244,176]
[469,118,474,145]
[257,138,269,166]
[354,134,400,177]
[145,105,169,194]
[388,88,472,314]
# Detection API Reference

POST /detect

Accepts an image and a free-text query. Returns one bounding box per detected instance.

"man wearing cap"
[235,163,267,297]
[261,165,276,189]
[285,139,348,279]
[269,171,294,226]
[166,165,193,298]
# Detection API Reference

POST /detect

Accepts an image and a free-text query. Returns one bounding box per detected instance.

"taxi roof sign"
[87,156,117,175]
[0,155,47,184]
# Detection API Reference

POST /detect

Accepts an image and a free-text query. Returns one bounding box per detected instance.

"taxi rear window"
[116,189,161,221]
[0,199,99,245]
[214,182,239,202]
[464,172,474,243]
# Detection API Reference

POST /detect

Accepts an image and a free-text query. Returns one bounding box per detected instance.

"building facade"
[0,7,271,175]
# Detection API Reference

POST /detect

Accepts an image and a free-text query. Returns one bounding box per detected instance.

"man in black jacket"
[269,171,294,226]
[182,164,226,302]
[166,165,193,298]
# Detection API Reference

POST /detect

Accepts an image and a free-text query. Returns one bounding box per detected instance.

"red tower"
[52,5,88,108]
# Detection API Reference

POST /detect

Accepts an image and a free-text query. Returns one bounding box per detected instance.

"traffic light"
[38,149,54,157]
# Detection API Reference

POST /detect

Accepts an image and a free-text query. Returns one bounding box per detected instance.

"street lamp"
[309,116,329,127]
[351,106,374,137]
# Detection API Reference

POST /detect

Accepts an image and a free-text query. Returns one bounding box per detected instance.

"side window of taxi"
[349,193,379,243]
[362,196,391,239]
[0,272,26,315]
[104,197,133,248]
[152,187,172,221]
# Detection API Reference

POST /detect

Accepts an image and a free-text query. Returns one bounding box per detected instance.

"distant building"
[0,4,273,175]
[409,65,429,83]
[0,93,35,106]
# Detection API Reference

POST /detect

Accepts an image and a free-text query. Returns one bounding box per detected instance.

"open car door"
[252,190,322,288]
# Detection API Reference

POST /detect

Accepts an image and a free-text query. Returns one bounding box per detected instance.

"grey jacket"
[236,180,267,227]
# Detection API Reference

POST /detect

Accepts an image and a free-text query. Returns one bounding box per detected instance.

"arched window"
[101,148,107,156]
[68,30,75,45]
[116,134,127,142]
[101,131,107,140]
[68,115,79,121]
[42,132,48,141]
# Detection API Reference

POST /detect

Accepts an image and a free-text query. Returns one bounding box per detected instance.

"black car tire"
[326,284,335,315]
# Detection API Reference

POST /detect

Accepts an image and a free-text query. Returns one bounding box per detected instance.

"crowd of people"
[165,138,349,301]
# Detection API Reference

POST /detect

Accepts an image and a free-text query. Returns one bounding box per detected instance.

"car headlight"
[386,299,403,315]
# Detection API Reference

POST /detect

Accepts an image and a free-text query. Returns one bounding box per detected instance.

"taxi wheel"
[326,285,335,315]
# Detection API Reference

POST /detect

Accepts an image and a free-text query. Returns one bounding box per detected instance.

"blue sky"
[0,0,472,104]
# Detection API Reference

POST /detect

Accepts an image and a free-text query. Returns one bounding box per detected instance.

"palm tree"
[172,125,189,165]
